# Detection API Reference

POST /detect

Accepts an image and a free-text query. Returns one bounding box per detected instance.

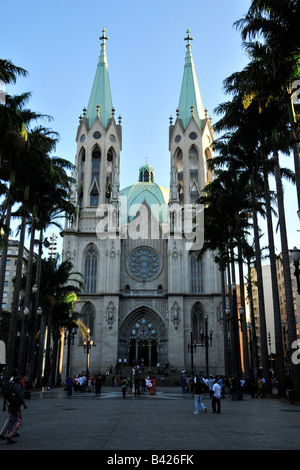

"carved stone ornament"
[106,301,116,329]
[171,302,180,329]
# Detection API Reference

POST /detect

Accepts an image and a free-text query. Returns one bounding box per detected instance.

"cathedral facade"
[61,29,224,377]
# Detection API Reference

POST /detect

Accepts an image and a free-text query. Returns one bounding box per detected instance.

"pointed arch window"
[192,303,204,343]
[189,146,199,203]
[91,147,101,184]
[191,252,203,293]
[89,147,101,206]
[81,302,95,337]
[84,245,98,293]
[90,182,99,206]
[80,148,85,182]
[175,149,183,204]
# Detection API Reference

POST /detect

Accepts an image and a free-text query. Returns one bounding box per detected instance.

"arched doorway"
[119,307,167,367]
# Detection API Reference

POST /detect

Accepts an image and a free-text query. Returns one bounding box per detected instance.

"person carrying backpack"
[3,375,27,444]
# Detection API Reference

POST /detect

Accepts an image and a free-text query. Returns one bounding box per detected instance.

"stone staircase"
[106,365,186,387]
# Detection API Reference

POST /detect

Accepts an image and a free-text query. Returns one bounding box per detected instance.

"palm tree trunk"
[31,230,43,388]
[263,164,286,395]
[252,202,271,389]
[230,247,243,384]
[4,212,26,380]
[238,245,250,377]
[17,218,36,375]
[221,265,230,376]
[0,198,12,312]
[246,258,259,382]
[273,149,300,397]
[226,260,233,377]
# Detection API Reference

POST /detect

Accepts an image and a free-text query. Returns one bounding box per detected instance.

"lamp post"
[23,283,41,398]
[238,307,245,331]
[282,320,290,373]
[64,312,77,379]
[83,329,93,380]
[290,247,300,295]
[247,322,253,376]
[200,316,213,377]
[187,329,196,377]
[226,282,243,399]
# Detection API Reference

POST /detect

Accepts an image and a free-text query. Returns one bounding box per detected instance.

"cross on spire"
[100,27,109,46]
[184,29,193,46]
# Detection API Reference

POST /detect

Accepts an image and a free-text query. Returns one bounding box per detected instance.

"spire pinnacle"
[178,29,205,129]
[86,28,114,129]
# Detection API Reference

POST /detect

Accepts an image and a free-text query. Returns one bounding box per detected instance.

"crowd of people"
[64,366,157,399]
[0,364,296,445]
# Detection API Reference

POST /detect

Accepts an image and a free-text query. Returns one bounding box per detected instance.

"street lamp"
[247,322,253,375]
[187,329,196,377]
[226,282,243,399]
[281,320,290,373]
[83,329,93,380]
[64,312,77,379]
[290,247,300,294]
[239,307,245,331]
[200,316,213,377]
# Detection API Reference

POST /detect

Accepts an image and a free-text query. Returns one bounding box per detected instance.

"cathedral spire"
[86,28,113,129]
[178,29,205,129]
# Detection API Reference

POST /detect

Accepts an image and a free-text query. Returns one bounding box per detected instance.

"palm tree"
[230,1,300,395]
[198,165,252,385]
[3,125,58,380]
[235,0,300,210]
[34,256,83,387]
[214,92,295,391]
[0,59,27,85]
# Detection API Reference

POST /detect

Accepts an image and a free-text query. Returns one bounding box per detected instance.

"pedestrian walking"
[192,375,206,414]
[66,376,73,397]
[4,375,27,444]
[212,376,221,413]
[120,377,128,398]
[41,375,48,398]
[256,377,263,398]
[94,373,103,397]
[0,377,14,441]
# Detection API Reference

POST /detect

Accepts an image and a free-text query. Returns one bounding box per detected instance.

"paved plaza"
[1,385,300,452]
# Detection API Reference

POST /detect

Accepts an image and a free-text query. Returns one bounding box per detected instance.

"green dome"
[120,166,169,225]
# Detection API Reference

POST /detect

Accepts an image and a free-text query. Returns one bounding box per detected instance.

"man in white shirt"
[212,377,222,413]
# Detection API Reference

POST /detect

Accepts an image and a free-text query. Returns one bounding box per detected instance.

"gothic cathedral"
[62,29,224,377]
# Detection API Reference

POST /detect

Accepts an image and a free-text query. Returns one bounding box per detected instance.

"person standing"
[149,376,156,395]
[94,373,103,397]
[134,374,141,397]
[120,377,128,398]
[212,376,221,413]
[66,376,73,397]
[5,376,27,444]
[192,375,206,414]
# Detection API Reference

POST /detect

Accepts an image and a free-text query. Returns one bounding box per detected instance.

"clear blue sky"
[1,0,299,256]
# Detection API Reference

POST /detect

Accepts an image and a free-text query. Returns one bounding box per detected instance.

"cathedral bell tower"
[75,28,122,218]
[169,29,214,208]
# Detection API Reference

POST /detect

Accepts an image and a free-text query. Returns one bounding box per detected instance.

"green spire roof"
[178,29,205,129]
[86,28,113,129]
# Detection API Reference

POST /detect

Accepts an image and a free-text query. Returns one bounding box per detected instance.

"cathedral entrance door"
[119,309,167,367]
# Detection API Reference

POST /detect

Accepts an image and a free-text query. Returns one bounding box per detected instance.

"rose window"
[128,247,160,280]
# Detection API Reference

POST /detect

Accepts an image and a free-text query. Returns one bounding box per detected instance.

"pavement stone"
[1,385,300,453]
